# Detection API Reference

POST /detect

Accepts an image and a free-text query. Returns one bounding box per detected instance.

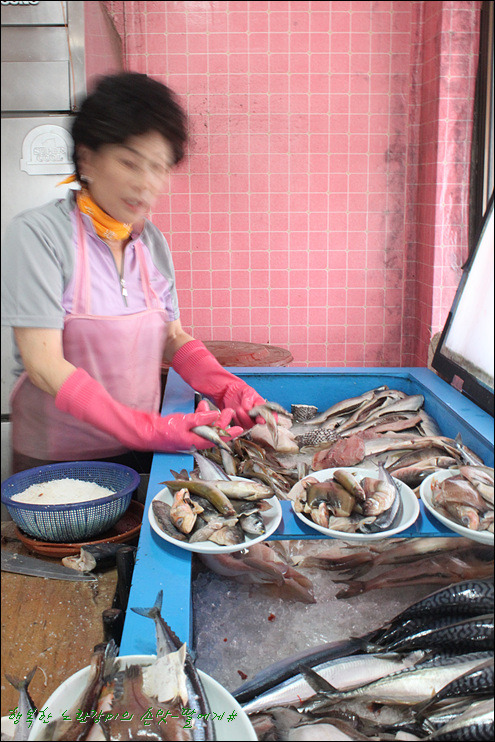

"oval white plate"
[149,478,282,555]
[289,467,420,542]
[420,469,494,545]
[28,655,257,741]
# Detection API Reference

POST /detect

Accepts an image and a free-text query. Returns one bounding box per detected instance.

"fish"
[305,481,356,516]
[4,666,38,742]
[220,448,237,476]
[130,590,216,741]
[248,405,279,447]
[241,651,424,714]
[291,404,318,422]
[332,469,367,501]
[238,511,266,535]
[442,502,481,530]
[360,466,403,533]
[192,451,231,481]
[233,637,370,704]
[207,479,272,500]
[152,500,188,541]
[207,521,244,545]
[414,657,494,715]
[161,480,236,516]
[334,552,494,599]
[98,664,189,741]
[200,542,316,604]
[45,641,118,741]
[188,519,231,543]
[460,466,495,505]
[299,652,492,712]
[62,544,136,573]
[422,697,493,741]
[432,476,492,513]
[454,433,485,466]
[262,400,292,417]
[249,423,299,453]
[191,424,233,453]
[376,613,494,654]
[296,428,338,447]
[376,579,495,625]
[361,465,397,516]
[302,387,388,426]
[170,488,201,534]
[311,433,482,470]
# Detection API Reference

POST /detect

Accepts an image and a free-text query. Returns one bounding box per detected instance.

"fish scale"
[296,428,338,446]
[380,613,494,653]
[385,579,494,623]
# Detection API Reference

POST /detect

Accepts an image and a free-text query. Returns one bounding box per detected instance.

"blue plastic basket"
[1,461,140,542]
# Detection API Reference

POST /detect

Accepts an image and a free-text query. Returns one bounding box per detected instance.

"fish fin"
[411,697,434,717]
[297,664,339,694]
[103,639,119,679]
[241,558,286,585]
[130,589,163,619]
[5,665,38,691]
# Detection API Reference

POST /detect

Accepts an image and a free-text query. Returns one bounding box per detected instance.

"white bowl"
[28,655,257,741]
[289,467,420,542]
[420,469,494,545]
[149,478,282,555]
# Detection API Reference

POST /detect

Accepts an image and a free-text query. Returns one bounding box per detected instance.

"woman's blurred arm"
[14,327,76,396]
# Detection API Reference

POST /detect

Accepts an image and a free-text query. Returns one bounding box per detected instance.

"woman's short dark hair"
[71,72,188,181]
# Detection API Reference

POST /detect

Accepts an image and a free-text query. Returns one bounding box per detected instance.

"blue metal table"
[120,368,494,656]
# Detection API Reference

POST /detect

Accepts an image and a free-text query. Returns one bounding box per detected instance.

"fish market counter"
[120,368,494,656]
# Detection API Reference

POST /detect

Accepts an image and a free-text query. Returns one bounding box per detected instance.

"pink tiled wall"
[84,0,123,90]
[98,1,480,368]
[403,1,481,366]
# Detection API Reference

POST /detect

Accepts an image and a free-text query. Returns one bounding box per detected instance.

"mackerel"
[415,657,494,715]
[423,697,493,741]
[5,666,38,742]
[377,613,494,654]
[233,637,369,704]
[241,651,423,714]
[131,590,216,741]
[300,653,490,712]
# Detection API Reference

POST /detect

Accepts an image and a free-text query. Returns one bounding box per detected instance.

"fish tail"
[130,589,163,619]
[5,665,37,691]
[103,639,119,679]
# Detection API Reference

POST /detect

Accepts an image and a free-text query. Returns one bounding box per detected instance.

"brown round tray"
[162,340,293,369]
[14,500,144,558]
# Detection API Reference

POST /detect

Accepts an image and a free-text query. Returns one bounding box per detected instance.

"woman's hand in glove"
[219,380,268,429]
[171,339,274,429]
[55,368,243,452]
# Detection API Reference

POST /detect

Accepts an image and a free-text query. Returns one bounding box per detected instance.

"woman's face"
[78,131,175,224]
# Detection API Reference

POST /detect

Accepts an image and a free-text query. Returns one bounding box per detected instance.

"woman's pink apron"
[11,212,169,460]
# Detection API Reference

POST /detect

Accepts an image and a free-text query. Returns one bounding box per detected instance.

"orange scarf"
[57,174,132,241]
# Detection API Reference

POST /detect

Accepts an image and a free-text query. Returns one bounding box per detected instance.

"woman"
[1,72,266,474]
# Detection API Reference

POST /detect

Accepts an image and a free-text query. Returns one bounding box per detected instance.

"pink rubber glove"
[55,368,242,452]
[171,340,266,429]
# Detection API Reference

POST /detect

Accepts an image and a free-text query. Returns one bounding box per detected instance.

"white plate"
[420,469,494,545]
[290,467,420,542]
[149,479,282,554]
[28,655,257,741]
